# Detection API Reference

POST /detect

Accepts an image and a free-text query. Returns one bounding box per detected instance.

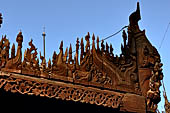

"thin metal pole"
[42,27,46,58]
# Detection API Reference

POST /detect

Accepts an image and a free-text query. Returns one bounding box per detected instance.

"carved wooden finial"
[76,38,79,53]
[76,38,79,65]
[16,31,23,47]
[129,2,141,27]
[69,44,72,54]
[68,44,73,64]
[57,41,64,64]
[85,32,90,53]
[121,43,124,55]
[101,40,105,52]
[48,58,51,69]
[80,37,84,62]
[92,33,95,40]
[52,51,57,66]
[110,44,114,56]
[59,40,63,52]
[122,30,127,49]
[106,42,109,53]
[97,36,100,52]
[92,33,95,49]
[63,47,68,62]
[11,43,15,58]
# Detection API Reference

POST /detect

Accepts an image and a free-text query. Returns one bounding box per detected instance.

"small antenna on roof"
[42,26,46,58]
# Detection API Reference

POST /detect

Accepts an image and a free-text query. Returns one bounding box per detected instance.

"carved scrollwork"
[0,74,123,109]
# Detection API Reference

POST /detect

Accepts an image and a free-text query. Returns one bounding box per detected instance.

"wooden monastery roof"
[0,2,163,113]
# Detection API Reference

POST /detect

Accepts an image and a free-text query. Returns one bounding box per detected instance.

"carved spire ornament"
[68,44,73,64]
[11,43,15,58]
[97,36,100,52]
[76,38,79,66]
[80,37,84,62]
[85,32,90,53]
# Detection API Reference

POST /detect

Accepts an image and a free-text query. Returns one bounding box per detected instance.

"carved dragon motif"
[2,32,23,72]
[22,39,39,75]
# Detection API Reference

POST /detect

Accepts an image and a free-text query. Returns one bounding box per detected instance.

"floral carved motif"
[0,73,123,109]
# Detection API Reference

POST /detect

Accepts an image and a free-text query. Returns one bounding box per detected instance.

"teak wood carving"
[0,2,163,113]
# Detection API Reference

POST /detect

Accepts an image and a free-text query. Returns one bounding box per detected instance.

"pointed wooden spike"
[110,43,113,54]
[53,51,57,59]
[136,2,141,20]
[59,40,63,50]
[11,43,15,58]
[80,37,84,62]
[97,36,100,51]
[97,36,99,42]
[122,30,127,48]
[69,44,72,53]
[92,33,95,41]
[68,44,73,64]
[76,38,79,65]
[52,51,57,65]
[64,47,68,57]
[92,33,95,49]
[48,58,51,69]
[106,42,109,53]
[85,32,90,41]
[12,43,15,49]
[63,47,68,62]
[76,38,79,52]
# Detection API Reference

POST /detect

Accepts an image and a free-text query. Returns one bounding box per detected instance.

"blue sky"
[0,0,170,111]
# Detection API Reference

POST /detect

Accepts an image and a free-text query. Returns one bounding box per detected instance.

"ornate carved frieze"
[0,72,124,109]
